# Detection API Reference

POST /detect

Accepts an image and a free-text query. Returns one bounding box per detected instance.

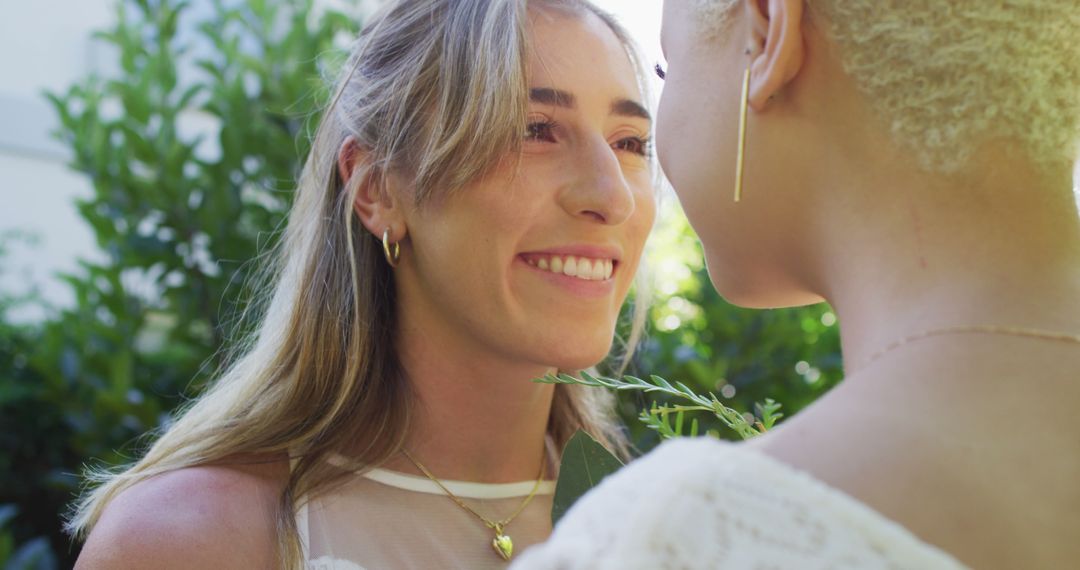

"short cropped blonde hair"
[695,0,1080,173]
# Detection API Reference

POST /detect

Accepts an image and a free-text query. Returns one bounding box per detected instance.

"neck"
[809,156,1080,375]
[385,315,554,484]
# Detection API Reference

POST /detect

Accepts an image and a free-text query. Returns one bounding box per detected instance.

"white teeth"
[563,256,578,277]
[591,260,606,280]
[528,255,615,281]
[577,258,592,278]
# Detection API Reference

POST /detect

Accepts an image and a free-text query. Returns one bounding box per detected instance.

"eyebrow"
[610,99,651,121]
[530,88,576,108]
[529,87,652,122]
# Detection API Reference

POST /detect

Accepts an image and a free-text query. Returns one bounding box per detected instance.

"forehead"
[525,9,640,98]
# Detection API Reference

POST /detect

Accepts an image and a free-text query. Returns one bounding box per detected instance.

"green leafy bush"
[1,0,359,565]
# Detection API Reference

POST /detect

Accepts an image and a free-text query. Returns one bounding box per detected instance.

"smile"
[522,254,614,281]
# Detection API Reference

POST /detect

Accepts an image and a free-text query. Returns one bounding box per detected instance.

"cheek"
[659,83,725,198]
[620,173,658,251]
[409,203,505,285]
[631,190,658,251]
[655,92,681,178]
[657,76,737,240]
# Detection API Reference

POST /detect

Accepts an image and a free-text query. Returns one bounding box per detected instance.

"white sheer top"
[513,438,969,570]
[298,459,555,570]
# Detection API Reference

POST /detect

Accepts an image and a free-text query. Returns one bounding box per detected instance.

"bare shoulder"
[75,455,290,569]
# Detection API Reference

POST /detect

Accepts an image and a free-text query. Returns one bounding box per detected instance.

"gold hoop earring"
[382,227,400,268]
[734,63,751,203]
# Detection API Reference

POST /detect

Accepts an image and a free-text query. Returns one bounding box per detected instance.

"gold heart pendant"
[492,533,514,560]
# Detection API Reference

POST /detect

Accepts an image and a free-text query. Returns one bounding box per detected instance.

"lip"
[516,243,622,299]
[518,244,623,263]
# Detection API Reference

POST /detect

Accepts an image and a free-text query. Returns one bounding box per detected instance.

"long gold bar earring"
[734,62,751,203]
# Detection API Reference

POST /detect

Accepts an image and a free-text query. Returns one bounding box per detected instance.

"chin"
[706,260,823,309]
[554,353,610,373]
[543,339,612,372]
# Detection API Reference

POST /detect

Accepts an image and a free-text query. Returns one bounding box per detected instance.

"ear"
[743,0,805,110]
[338,136,407,243]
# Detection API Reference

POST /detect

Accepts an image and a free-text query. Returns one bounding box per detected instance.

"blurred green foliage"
[0,248,60,570]
[0,0,842,567]
[607,203,842,450]
[0,0,358,566]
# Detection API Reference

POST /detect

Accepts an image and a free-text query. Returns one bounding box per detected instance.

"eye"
[654,63,666,80]
[614,136,652,157]
[524,120,558,143]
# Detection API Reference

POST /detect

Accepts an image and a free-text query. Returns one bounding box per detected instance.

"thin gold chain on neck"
[399,447,547,561]
[857,324,1080,373]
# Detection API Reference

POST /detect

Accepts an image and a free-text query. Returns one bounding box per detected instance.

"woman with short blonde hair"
[516,1,1080,568]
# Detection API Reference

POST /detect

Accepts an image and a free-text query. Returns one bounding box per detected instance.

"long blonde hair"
[67,0,650,567]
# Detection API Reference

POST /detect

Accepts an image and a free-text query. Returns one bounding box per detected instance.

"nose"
[559,137,636,225]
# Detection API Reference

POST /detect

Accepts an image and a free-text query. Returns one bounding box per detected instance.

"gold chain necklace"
[858,324,1080,372]
[400,448,547,561]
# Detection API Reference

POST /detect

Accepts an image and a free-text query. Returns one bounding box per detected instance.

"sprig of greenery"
[754,399,784,431]
[538,371,783,440]
[639,403,704,439]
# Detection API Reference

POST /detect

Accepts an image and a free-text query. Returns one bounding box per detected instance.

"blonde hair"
[695,0,1080,173]
[67,1,650,567]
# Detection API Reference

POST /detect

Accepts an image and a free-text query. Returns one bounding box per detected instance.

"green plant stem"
[537,371,775,440]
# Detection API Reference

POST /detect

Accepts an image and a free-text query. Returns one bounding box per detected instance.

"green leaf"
[650,374,675,391]
[551,430,624,526]
[755,399,784,430]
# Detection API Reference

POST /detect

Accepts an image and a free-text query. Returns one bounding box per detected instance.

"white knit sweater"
[513,438,968,570]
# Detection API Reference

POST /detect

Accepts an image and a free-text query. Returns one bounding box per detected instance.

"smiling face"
[394,7,656,371]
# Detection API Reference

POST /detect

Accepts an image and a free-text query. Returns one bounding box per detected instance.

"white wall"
[0,1,113,319]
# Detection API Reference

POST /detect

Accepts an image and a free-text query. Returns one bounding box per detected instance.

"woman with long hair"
[516,0,1080,568]
[70,1,656,568]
